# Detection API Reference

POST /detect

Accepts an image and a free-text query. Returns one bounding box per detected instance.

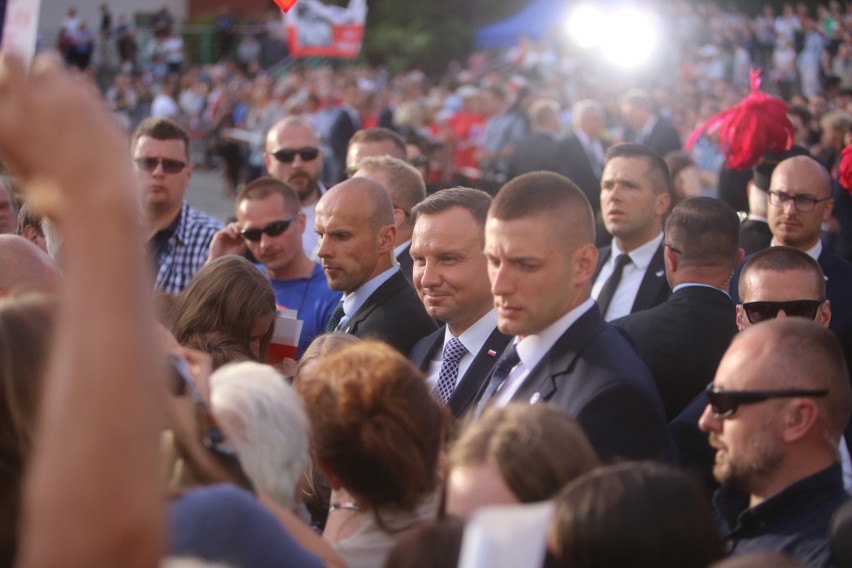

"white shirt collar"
[515,298,596,373]
[443,309,498,354]
[342,265,399,318]
[770,239,822,261]
[612,232,664,271]
[746,213,768,223]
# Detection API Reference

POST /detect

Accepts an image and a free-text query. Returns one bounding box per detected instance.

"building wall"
[39,0,188,35]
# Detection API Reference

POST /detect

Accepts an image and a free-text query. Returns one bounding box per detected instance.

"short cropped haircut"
[665,197,740,269]
[605,143,674,197]
[739,246,826,299]
[664,151,696,180]
[529,98,560,129]
[211,362,310,510]
[573,99,605,123]
[620,87,653,110]
[820,110,852,134]
[356,156,426,213]
[410,187,492,232]
[749,319,851,441]
[348,127,407,159]
[131,117,190,157]
[237,177,301,214]
[448,404,599,504]
[490,171,595,245]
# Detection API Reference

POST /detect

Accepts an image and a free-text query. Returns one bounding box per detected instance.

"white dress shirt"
[495,298,596,407]
[592,232,664,321]
[426,309,498,391]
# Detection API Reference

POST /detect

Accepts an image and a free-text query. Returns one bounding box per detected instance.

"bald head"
[768,155,833,250]
[771,155,831,199]
[320,177,395,232]
[0,235,61,296]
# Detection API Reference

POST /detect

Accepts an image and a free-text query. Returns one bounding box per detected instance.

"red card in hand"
[273,0,299,12]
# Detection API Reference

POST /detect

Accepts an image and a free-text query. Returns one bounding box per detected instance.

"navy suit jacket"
[341,271,437,355]
[475,306,672,463]
[410,325,512,418]
[556,134,607,216]
[614,286,738,420]
[624,117,682,156]
[594,243,671,315]
[396,244,414,287]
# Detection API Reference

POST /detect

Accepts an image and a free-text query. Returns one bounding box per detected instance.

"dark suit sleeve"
[574,382,672,463]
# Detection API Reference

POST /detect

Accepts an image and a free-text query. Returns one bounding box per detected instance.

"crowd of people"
[4,1,852,567]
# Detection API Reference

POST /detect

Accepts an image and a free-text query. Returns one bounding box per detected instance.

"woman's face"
[444,462,519,520]
[249,313,275,358]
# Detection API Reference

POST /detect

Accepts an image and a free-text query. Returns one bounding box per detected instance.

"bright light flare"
[565,5,605,50]
[600,8,657,68]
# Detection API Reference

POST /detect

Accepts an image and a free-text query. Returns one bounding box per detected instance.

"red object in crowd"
[273,0,299,13]
[839,146,852,195]
[686,68,794,171]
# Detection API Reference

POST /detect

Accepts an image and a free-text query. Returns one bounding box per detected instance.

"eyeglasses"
[408,155,429,167]
[240,215,298,242]
[268,146,320,163]
[705,383,829,419]
[741,299,824,324]
[134,156,188,174]
[662,241,682,255]
[768,190,832,212]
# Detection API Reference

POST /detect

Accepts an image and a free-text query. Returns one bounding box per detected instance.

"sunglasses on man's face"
[240,215,298,242]
[705,383,829,419]
[269,146,320,163]
[741,299,823,324]
[134,157,188,174]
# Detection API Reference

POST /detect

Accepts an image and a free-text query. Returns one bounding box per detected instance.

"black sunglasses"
[741,299,824,324]
[705,383,829,419]
[269,146,320,163]
[134,156,188,174]
[240,215,298,242]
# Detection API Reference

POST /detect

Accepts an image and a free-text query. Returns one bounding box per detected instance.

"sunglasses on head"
[135,156,188,174]
[240,215,298,242]
[705,383,829,419]
[269,146,320,163]
[741,299,823,324]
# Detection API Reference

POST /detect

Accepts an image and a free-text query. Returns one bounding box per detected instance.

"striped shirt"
[153,201,223,294]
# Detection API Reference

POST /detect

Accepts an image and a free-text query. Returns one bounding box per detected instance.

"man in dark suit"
[614,197,743,420]
[731,155,852,360]
[592,143,672,321]
[408,188,511,417]
[327,79,362,182]
[557,99,608,220]
[315,177,436,354]
[620,88,682,156]
[472,171,670,463]
[353,155,426,286]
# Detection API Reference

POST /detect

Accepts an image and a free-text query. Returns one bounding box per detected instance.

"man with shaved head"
[265,117,326,257]
[315,177,435,353]
[471,171,669,462]
[731,154,852,362]
[0,234,60,296]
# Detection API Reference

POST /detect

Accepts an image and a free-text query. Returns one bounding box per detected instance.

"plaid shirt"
[154,201,223,294]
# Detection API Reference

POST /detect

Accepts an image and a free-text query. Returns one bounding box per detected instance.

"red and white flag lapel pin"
[273,0,299,12]
[487,350,497,357]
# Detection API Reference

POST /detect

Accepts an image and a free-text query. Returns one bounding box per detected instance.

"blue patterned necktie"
[434,337,467,404]
[325,301,345,333]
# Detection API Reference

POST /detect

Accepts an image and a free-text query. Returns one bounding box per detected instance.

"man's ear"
[377,223,396,254]
[573,242,598,286]
[735,304,746,331]
[781,399,819,444]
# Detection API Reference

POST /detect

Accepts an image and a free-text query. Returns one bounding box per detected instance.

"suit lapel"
[593,246,611,282]
[410,327,444,372]
[512,308,603,405]
[448,328,512,416]
[631,243,669,312]
[343,271,406,334]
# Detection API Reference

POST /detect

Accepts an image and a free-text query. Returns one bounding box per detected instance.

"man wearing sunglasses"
[208,178,341,359]
[264,117,326,259]
[697,319,850,566]
[732,155,852,362]
[132,118,223,294]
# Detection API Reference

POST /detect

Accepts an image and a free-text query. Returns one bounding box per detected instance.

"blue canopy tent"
[474,0,569,48]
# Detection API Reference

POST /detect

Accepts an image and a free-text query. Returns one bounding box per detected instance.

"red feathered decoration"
[839,145,852,195]
[685,69,793,170]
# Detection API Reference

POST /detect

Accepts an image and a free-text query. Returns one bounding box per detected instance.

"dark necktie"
[325,301,345,333]
[434,338,467,404]
[472,344,521,419]
[596,253,631,318]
